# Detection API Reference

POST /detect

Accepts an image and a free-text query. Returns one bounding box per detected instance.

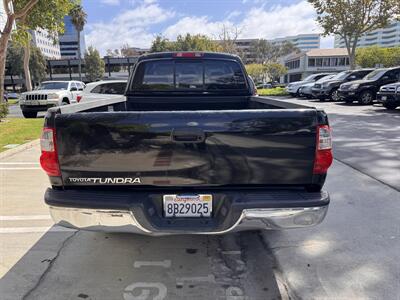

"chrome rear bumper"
[49,205,328,236]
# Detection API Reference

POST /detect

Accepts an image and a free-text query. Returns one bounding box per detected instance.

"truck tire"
[22,111,37,118]
[383,103,398,110]
[61,99,69,105]
[358,90,374,105]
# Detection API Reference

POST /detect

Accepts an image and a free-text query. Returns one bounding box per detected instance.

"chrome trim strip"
[49,205,328,236]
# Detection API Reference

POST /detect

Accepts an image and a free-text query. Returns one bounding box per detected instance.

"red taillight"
[172,52,203,58]
[313,125,333,174]
[40,127,61,176]
[77,95,82,102]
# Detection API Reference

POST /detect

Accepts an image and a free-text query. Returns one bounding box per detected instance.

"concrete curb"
[260,231,298,300]
[0,139,40,160]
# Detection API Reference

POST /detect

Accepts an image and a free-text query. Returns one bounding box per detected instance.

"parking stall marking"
[134,260,172,268]
[0,162,39,164]
[0,215,51,221]
[0,226,76,234]
[0,167,42,170]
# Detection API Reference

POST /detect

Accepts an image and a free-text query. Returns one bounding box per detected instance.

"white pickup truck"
[19,81,85,118]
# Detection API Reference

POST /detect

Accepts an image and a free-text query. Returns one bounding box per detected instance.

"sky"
[83,0,334,55]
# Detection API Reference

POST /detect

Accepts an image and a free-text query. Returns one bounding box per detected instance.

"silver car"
[80,80,127,102]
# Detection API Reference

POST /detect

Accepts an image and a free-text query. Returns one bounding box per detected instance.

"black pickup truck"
[41,52,333,235]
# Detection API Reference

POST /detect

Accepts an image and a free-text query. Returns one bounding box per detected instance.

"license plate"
[28,100,39,105]
[381,96,387,101]
[163,194,212,217]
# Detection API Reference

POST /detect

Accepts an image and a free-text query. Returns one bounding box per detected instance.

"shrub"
[257,87,288,96]
[0,102,9,119]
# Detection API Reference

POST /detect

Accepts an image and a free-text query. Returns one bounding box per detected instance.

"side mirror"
[70,87,78,92]
[381,76,389,81]
[348,76,356,80]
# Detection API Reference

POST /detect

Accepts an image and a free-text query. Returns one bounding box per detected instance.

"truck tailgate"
[55,109,318,187]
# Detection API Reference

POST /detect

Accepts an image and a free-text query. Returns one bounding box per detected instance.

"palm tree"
[69,5,87,81]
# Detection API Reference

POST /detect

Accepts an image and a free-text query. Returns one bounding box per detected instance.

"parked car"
[256,83,273,89]
[377,82,400,110]
[298,74,337,99]
[312,69,374,101]
[19,81,85,118]
[286,73,333,97]
[41,52,332,236]
[7,92,19,99]
[80,80,127,102]
[338,66,400,104]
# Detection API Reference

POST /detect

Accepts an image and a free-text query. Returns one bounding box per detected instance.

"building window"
[308,58,315,67]
[285,59,300,70]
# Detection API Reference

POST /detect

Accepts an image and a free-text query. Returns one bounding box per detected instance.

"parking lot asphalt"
[1,98,399,299]
[265,97,400,191]
[0,145,283,300]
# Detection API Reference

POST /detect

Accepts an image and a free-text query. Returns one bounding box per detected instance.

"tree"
[265,63,287,82]
[29,45,46,85]
[245,64,266,82]
[150,36,174,52]
[217,24,240,55]
[6,43,45,87]
[121,43,139,57]
[383,47,400,67]
[309,0,400,69]
[6,43,24,78]
[69,3,87,81]
[1,0,39,103]
[356,46,400,67]
[252,39,299,64]
[150,34,220,53]
[355,46,385,68]
[85,46,104,82]
[12,0,74,91]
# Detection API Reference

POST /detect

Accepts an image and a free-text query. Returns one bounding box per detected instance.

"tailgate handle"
[171,128,205,143]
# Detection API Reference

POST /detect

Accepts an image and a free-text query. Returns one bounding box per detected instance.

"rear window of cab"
[131,59,248,92]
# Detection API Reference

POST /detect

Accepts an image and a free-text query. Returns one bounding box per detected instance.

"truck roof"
[137,51,242,62]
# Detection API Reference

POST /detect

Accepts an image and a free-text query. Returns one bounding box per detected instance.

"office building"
[282,48,350,82]
[227,34,321,63]
[30,29,61,59]
[334,21,400,48]
[270,34,320,50]
[58,15,86,58]
[0,1,7,30]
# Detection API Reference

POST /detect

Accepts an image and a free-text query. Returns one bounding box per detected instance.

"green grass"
[7,99,19,105]
[0,118,44,152]
[257,87,289,96]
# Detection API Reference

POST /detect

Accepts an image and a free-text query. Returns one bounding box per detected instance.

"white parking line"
[0,215,51,221]
[134,260,172,268]
[0,162,39,165]
[0,226,76,234]
[0,167,42,170]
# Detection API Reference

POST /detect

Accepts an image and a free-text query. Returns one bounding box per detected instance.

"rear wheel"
[383,103,398,110]
[358,90,374,105]
[22,111,37,118]
[330,89,340,102]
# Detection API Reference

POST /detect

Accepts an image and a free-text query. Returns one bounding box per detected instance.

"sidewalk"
[263,160,400,299]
